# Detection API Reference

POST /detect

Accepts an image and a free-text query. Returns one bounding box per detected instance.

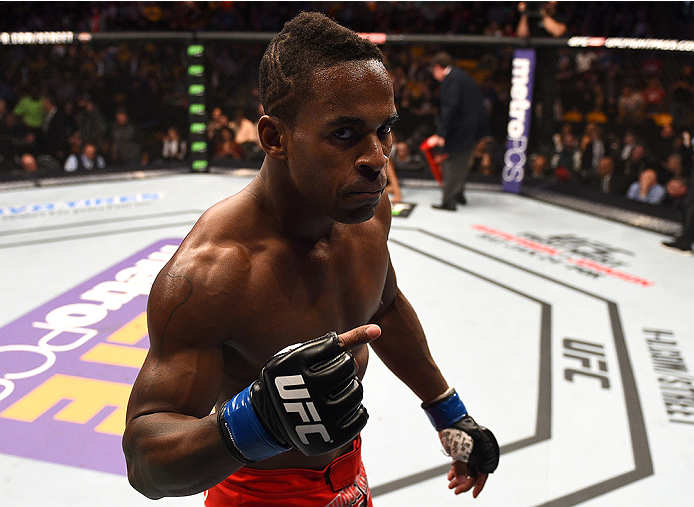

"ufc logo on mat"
[275,375,332,444]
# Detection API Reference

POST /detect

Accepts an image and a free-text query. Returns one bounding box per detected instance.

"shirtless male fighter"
[123,12,499,506]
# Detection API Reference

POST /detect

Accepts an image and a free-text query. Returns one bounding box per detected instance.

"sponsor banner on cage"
[502,48,536,194]
[0,192,163,220]
[0,239,181,475]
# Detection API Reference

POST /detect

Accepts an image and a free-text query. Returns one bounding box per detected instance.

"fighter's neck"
[249,166,337,244]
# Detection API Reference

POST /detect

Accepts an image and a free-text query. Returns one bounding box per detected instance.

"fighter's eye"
[378,124,392,137]
[334,128,355,140]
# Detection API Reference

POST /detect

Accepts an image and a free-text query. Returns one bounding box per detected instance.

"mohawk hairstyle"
[259,11,384,125]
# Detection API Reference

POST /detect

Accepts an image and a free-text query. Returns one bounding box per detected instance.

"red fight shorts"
[205,436,372,507]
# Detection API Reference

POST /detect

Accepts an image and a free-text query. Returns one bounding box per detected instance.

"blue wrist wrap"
[221,385,290,462]
[422,390,468,431]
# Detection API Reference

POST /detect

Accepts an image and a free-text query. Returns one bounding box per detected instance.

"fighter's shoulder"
[184,195,259,269]
[147,213,256,347]
[168,216,256,297]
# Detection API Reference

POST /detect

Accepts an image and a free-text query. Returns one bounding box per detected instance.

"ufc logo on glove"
[275,374,331,444]
[217,332,368,462]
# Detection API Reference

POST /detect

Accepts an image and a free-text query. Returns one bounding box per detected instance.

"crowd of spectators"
[0,37,191,177]
[516,45,694,216]
[1,1,694,216]
[3,2,693,39]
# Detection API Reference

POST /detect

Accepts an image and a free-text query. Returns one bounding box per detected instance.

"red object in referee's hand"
[420,136,444,186]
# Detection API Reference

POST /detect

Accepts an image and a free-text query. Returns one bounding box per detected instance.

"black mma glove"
[218,332,367,463]
[422,388,499,474]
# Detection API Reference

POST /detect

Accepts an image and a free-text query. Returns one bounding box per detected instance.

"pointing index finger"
[337,325,381,352]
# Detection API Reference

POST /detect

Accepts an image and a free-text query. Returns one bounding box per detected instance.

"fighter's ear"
[258,115,288,161]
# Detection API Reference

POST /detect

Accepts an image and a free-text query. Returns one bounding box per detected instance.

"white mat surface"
[1,173,692,506]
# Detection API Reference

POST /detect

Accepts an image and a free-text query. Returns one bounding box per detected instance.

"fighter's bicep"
[147,263,233,349]
[127,341,225,422]
[128,270,227,421]
[146,270,195,350]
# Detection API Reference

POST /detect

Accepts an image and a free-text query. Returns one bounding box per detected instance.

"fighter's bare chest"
[224,240,384,354]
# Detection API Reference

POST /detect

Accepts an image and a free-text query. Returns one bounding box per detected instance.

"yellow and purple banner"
[0,239,180,475]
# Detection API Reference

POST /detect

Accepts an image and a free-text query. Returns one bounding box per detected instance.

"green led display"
[190,122,206,134]
[191,141,207,153]
[188,64,205,76]
[192,159,208,171]
[189,84,205,96]
[189,103,205,115]
[187,45,204,57]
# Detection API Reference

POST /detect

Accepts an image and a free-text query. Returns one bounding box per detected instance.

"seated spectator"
[527,153,551,182]
[551,130,579,176]
[229,108,262,160]
[664,176,688,208]
[214,126,243,160]
[161,127,187,161]
[662,152,686,182]
[64,142,106,172]
[579,122,605,183]
[20,153,39,175]
[621,143,650,184]
[207,106,229,143]
[591,155,629,195]
[626,168,667,204]
[17,152,60,177]
[470,136,499,176]
[391,140,424,172]
[1,114,34,165]
[619,130,638,169]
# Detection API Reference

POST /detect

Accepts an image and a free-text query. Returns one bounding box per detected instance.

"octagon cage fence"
[2,29,694,234]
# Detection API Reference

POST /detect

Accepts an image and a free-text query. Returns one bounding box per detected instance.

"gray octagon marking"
[372,226,652,507]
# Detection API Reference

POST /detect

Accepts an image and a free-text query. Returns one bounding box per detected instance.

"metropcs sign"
[0,240,180,475]
[502,49,536,194]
